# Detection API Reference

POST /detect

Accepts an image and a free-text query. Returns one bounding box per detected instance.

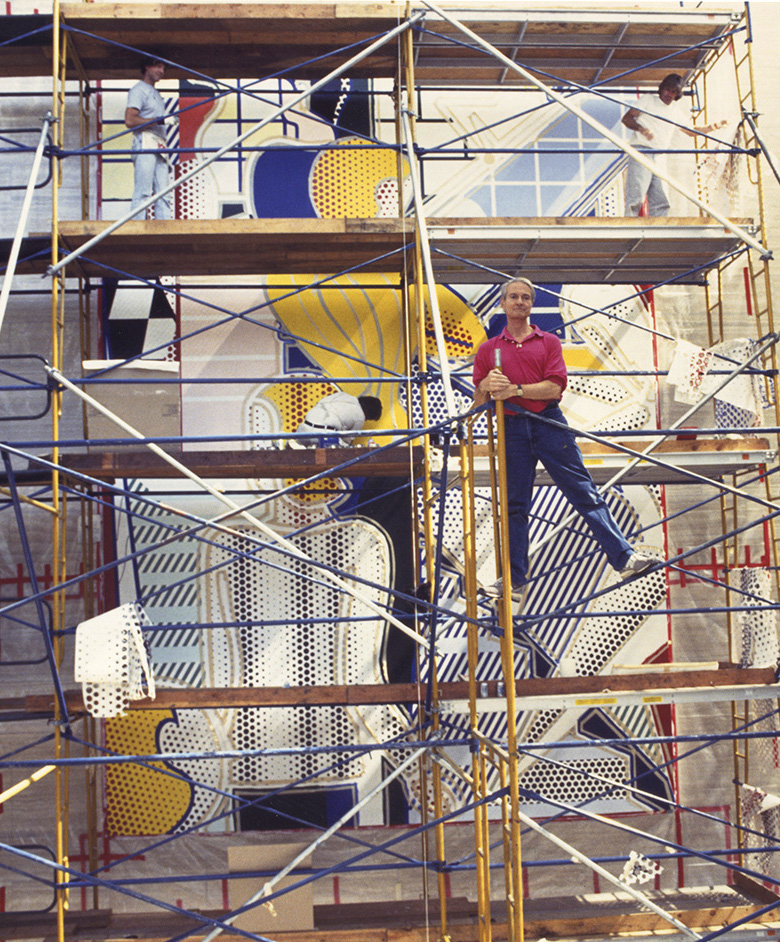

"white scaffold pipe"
[48,12,426,277]
[200,745,428,942]
[399,99,459,418]
[421,0,771,261]
[515,807,702,939]
[0,113,55,337]
[46,365,433,651]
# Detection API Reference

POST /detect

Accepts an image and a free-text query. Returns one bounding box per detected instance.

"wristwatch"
[517,384,524,397]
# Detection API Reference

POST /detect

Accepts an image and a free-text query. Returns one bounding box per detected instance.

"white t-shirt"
[626,92,688,150]
[127,80,166,141]
[298,392,365,434]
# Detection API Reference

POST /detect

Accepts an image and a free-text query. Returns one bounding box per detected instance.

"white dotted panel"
[201,518,392,785]
[519,755,628,805]
[75,602,153,718]
[157,710,226,832]
[738,568,779,668]
[590,404,649,434]
[742,783,780,881]
[567,569,666,675]
[522,708,563,744]
[568,374,632,405]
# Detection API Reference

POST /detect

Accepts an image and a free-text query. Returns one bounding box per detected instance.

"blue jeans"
[131,136,171,220]
[624,149,670,216]
[503,403,633,585]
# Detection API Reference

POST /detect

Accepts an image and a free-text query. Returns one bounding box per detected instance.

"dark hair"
[140,56,164,75]
[358,396,383,421]
[658,73,683,100]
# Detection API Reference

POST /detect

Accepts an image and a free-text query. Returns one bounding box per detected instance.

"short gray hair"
[500,277,536,303]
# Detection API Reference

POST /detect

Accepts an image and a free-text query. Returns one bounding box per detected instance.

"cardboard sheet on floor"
[82,359,181,448]
[227,843,314,932]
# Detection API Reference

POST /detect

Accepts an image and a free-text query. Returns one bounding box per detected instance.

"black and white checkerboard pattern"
[102,277,178,362]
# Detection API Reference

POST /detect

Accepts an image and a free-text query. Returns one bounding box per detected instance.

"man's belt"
[301,420,341,431]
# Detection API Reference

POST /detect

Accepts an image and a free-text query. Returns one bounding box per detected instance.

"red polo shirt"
[473,324,567,414]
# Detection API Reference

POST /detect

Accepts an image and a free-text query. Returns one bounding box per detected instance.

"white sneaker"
[482,578,526,604]
[620,550,658,577]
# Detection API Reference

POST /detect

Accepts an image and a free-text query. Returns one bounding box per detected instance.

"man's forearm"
[475,373,562,404]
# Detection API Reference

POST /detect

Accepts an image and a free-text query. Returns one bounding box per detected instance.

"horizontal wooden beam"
[21,436,773,490]
[2,895,777,941]
[12,666,776,716]
[53,446,425,482]
[4,217,752,284]
[462,436,775,486]
[2,5,733,84]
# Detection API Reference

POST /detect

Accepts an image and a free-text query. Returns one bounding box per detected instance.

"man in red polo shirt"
[473,277,657,602]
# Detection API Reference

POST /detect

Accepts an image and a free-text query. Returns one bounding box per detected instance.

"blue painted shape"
[250,149,318,218]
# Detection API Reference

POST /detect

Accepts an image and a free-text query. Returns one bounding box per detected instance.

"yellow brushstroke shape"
[564,347,604,370]
[105,710,192,836]
[265,274,486,446]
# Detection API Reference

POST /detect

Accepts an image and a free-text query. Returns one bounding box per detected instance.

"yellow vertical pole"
[491,398,524,942]
[395,9,450,931]
[478,747,494,941]
[461,420,492,940]
[728,9,780,863]
[497,750,516,938]
[51,5,70,939]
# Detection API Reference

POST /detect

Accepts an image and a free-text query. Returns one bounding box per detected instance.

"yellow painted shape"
[101,161,134,200]
[563,347,604,371]
[265,274,486,447]
[264,380,336,434]
[105,710,192,836]
[408,284,487,361]
[266,273,404,446]
[261,379,340,504]
[309,138,410,218]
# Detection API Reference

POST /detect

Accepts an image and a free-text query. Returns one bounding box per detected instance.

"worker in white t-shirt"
[296,393,383,446]
[622,73,726,216]
[125,56,174,220]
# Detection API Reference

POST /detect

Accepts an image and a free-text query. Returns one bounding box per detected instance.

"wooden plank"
[16,666,777,716]
[50,218,412,279]
[1,5,734,83]
[56,2,404,80]
[314,898,472,927]
[0,907,111,935]
[578,436,772,455]
[456,437,774,487]
[11,903,780,941]
[56,439,770,485]
[55,446,424,482]
[413,10,733,87]
[732,870,780,906]
[20,217,752,284]
[519,904,780,938]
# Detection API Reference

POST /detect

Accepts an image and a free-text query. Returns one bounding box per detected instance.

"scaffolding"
[1,2,779,940]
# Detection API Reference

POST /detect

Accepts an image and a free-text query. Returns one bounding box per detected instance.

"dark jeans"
[503,403,633,585]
